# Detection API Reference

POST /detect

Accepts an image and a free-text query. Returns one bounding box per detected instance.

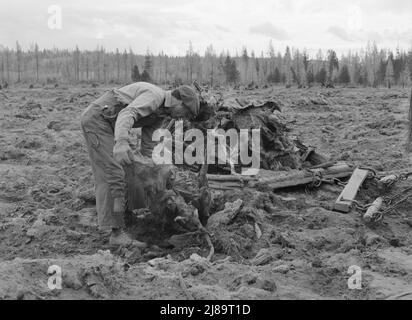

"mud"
[0,85,411,300]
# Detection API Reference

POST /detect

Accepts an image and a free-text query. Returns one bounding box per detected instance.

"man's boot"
[110,197,147,248]
[109,228,147,248]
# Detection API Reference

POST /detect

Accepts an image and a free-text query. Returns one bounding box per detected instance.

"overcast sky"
[1,0,412,56]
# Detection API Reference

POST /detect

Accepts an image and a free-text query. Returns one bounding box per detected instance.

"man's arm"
[113,88,164,166]
[114,89,164,143]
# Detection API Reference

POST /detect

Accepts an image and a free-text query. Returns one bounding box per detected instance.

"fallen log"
[207,162,353,191]
[363,197,384,222]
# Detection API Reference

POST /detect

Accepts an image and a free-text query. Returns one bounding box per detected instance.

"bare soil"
[0,85,411,300]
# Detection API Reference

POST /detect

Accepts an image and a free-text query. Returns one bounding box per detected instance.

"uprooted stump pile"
[123,94,333,259]
[123,90,412,269]
[174,94,328,173]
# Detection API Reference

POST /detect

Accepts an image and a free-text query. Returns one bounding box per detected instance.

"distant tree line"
[0,41,411,88]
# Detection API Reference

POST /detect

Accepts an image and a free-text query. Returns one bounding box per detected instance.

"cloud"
[327,26,355,42]
[65,6,201,40]
[215,25,231,33]
[0,0,411,54]
[249,22,290,40]
[359,0,412,14]
[327,25,412,44]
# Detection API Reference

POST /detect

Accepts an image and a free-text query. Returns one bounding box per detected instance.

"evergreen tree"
[16,41,22,82]
[385,54,395,88]
[267,40,275,74]
[122,49,128,82]
[284,46,292,86]
[377,59,387,85]
[338,65,351,84]
[242,47,249,83]
[140,70,151,82]
[132,65,140,82]
[267,67,281,83]
[393,47,404,84]
[400,64,410,88]
[408,49,412,82]
[315,67,327,84]
[115,48,120,82]
[144,50,153,78]
[358,63,368,86]
[254,54,260,84]
[223,55,240,84]
[205,45,216,87]
[186,41,194,82]
[302,51,309,72]
[306,66,315,85]
[327,49,339,82]
[34,43,40,81]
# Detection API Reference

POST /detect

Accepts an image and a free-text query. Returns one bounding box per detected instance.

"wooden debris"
[379,175,398,186]
[254,223,262,239]
[363,197,384,222]
[207,199,243,228]
[207,162,353,191]
[309,161,337,170]
[251,249,274,266]
[334,168,369,213]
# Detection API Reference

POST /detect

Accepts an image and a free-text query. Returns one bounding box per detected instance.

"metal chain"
[307,164,411,222]
[358,166,378,180]
[351,186,412,222]
[378,171,412,187]
[348,199,384,222]
[307,171,348,189]
[381,195,412,216]
[384,186,412,205]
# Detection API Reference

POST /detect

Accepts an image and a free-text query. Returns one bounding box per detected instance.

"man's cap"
[177,85,200,117]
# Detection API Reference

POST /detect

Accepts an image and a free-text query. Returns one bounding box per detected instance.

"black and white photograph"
[0,0,411,304]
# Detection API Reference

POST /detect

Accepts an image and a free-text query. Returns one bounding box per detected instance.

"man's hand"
[113,140,134,166]
[135,152,155,166]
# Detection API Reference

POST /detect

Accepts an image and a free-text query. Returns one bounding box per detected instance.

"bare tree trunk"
[86,54,89,81]
[35,44,39,82]
[74,46,80,82]
[1,56,4,82]
[407,87,412,152]
[129,48,134,82]
[165,55,168,85]
[123,50,128,83]
[210,60,214,87]
[16,42,22,82]
[96,50,100,82]
[5,49,10,82]
[116,49,120,82]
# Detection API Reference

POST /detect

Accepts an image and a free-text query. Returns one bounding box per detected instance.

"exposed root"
[204,233,214,262]
[178,273,194,300]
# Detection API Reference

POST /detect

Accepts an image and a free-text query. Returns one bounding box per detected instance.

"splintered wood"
[333,168,370,213]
